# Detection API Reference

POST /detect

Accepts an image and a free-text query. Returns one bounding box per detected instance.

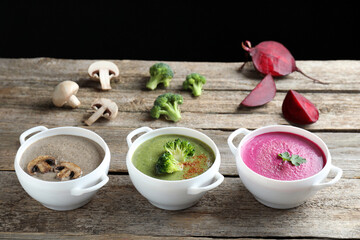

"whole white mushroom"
[52,80,81,108]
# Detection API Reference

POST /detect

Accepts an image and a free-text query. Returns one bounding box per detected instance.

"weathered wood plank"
[0,172,359,238]
[0,232,323,240]
[2,86,360,116]
[0,58,359,91]
[0,105,359,132]
[1,123,359,179]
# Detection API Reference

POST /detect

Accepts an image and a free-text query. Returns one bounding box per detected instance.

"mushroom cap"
[91,98,118,120]
[52,80,79,107]
[55,162,82,180]
[88,61,119,78]
[27,155,56,175]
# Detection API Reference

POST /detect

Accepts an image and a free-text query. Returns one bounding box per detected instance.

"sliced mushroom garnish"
[27,155,56,175]
[54,162,82,181]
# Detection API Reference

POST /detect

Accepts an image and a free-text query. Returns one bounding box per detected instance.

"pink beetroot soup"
[241,132,326,181]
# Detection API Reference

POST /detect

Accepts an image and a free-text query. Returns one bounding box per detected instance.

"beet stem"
[238,61,247,71]
[295,67,329,85]
[241,41,252,52]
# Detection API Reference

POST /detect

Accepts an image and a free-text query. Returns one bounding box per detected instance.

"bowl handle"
[187,172,224,195]
[227,128,252,155]
[126,127,153,148]
[312,165,343,191]
[19,126,48,145]
[71,174,109,196]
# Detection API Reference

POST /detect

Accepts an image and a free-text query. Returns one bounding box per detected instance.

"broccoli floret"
[146,63,174,90]
[155,151,183,174]
[150,93,183,122]
[164,138,195,162]
[183,73,206,97]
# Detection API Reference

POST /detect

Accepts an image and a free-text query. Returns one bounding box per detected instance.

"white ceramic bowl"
[14,126,110,211]
[126,127,224,210]
[228,125,343,209]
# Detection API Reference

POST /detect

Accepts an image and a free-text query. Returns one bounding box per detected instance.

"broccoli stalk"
[146,63,174,90]
[164,138,195,162]
[150,93,183,122]
[155,151,183,174]
[183,73,207,97]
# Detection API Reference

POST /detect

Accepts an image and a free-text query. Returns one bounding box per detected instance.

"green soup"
[132,134,215,180]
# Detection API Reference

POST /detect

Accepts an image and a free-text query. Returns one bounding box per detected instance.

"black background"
[0,1,358,62]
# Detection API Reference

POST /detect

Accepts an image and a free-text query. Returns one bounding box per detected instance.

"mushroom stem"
[67,95,81,108]
[84,105,107,126]
[99,69,111,90]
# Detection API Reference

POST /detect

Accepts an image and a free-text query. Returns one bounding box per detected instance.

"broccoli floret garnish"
[146,63,174,90]
[155,151,183,174]
[150,93,183,122]
[164,138,195,162]
[183,73,206,97]
[155,139,195,175]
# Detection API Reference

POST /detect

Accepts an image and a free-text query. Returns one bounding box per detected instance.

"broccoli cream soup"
[132,134,215,180]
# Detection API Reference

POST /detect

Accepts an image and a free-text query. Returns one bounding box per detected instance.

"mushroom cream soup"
[241,132,326,180]
[132,134,215,180]
[21,135,105,181]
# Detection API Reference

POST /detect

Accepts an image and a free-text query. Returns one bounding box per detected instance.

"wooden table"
[0,58,359,239]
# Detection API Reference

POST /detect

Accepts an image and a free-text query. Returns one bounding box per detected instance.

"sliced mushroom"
[27,155,56,175]
[54,162,82,181]
[52,80,81,108]
[84,98,118,126]
[88,61,119,90]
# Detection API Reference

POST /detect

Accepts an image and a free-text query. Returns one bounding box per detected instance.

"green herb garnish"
[278,152,306,166]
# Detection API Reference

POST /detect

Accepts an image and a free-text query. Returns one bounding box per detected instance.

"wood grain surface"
[0,58,359,239]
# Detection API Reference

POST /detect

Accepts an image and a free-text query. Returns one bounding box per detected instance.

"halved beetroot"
[240,74,276,107]
[282,90,319,124]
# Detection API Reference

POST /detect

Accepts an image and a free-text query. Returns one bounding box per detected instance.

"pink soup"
[241,132,326,181]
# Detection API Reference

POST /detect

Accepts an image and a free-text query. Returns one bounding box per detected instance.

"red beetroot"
[282,90,319,124]
[240,74,276,107]
[241,40,328,84]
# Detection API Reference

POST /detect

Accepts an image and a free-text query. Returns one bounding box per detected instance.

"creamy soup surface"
[241,132,326,180]
[21,135,105,181]
[132,134,215,180]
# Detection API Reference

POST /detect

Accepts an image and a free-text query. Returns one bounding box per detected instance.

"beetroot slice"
[241,74,276,107]
[241,40,328,84]
[282,90,319,124]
